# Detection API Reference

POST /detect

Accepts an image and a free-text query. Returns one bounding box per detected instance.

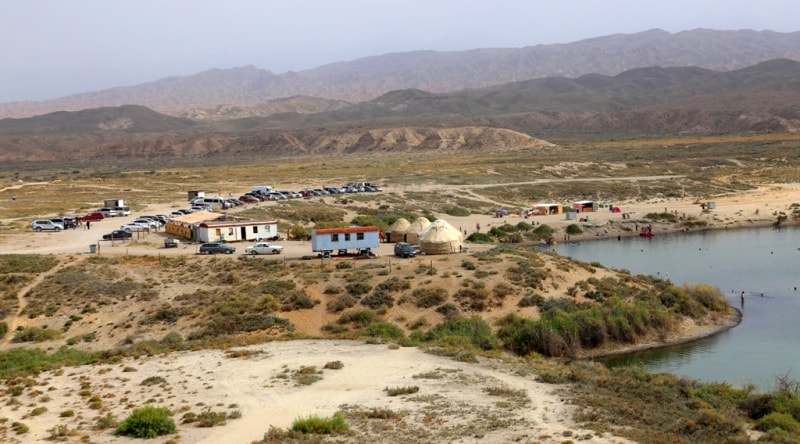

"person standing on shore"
[740,291,745,308]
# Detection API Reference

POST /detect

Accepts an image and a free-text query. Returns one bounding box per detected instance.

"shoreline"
[577,307,743,360]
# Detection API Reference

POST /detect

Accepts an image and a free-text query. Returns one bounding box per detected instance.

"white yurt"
[387,218,410,243]
[405,217,431,245]
[419,219,464,255]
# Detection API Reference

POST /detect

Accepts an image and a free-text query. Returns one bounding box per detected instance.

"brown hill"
[2,59,800,163]
[2,29,800,118]
[0,124,553,163]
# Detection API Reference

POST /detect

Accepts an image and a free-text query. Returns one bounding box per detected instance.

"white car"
[120,223,148,232]
[97,207,119,217]
[31,220,62,231]
[131,218,159,229]
[244,242,284,255]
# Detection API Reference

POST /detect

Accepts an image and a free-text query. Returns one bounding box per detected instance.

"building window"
[332,234,339,242]
[215,229,221,236]
[344,233,351,241]
[253,226,259,233]
[356,233,364,240]
[228,228,234,236]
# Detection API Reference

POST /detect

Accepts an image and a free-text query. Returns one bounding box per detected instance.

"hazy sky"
[2,0,798,102]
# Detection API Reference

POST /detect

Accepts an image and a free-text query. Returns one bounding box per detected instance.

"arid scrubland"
[2,136,800,442]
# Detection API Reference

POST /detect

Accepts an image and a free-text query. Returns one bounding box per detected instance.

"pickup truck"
[244,242,284,255]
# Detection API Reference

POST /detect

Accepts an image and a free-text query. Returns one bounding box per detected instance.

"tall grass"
[0,347,99,378]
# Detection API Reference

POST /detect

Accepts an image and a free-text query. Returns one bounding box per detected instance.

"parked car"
[113,206,131,216]
[31,220,62,232]
[102,230,133,240]
[169,211,185,217]
[238,195,259,203]
[50,217,70,229]
[80,212,105,221]
[47,219,65,230]
[394,242,417,258]
[131,218,158,229]
[244,242,284,255]
[138,216,163,226]
[199,243,236,254]
[97,207,119,217]
[120,223,148,232]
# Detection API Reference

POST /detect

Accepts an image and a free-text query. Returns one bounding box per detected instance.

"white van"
[202,196,227,210]
[252,185,273,194]
[114,206,131,216]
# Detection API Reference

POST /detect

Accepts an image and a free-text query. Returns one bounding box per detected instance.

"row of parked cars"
[235,183,383,205]
[198,241,284,255]
[32,205,138,231]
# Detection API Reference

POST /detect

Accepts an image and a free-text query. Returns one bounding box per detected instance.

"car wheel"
[249,250,258,255]
[55,227,61,232]
[272,249,280,254]
[35,227,42,232]
[226,250,233,254]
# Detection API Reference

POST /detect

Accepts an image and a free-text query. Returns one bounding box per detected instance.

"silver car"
[31,220,62,231]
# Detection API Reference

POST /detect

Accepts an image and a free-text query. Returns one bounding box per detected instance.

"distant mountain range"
[2,28,800,119]
[2,28,800,164]
[1,57,799,164]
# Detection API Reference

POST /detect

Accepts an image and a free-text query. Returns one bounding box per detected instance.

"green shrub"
[533,224,553,239]
[740,394,774,420]
[335,261,353,270]
[566,224,583,235]
[461,260,477,270]
[323,360,344,370]
[435,303,459,318]
[13,326,63,343]
[337,309,376,328]
[375,277,410,292]
[189,314,294,339]
[412,287,448,308]
[422,316,497,350]
[465,232,494,243]
[115,405,176,439]
[323,285,344,295]
[362,322,405,340]
[141,376,167,386]
[518,293,545,307]
[346,281,372,296]
[360,289,394,309]
[95,413,118,429]
[197,408,227,427]
[326,294,358,313]
[292,413,348,434]
[756,412,800,433]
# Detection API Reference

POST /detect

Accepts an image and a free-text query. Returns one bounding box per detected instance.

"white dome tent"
[387,218,410,243]
[418,219,464,255]
[405,217,431,245]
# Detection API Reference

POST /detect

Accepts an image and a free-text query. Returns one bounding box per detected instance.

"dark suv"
[199,243,236,254]
[394,242,416,258]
